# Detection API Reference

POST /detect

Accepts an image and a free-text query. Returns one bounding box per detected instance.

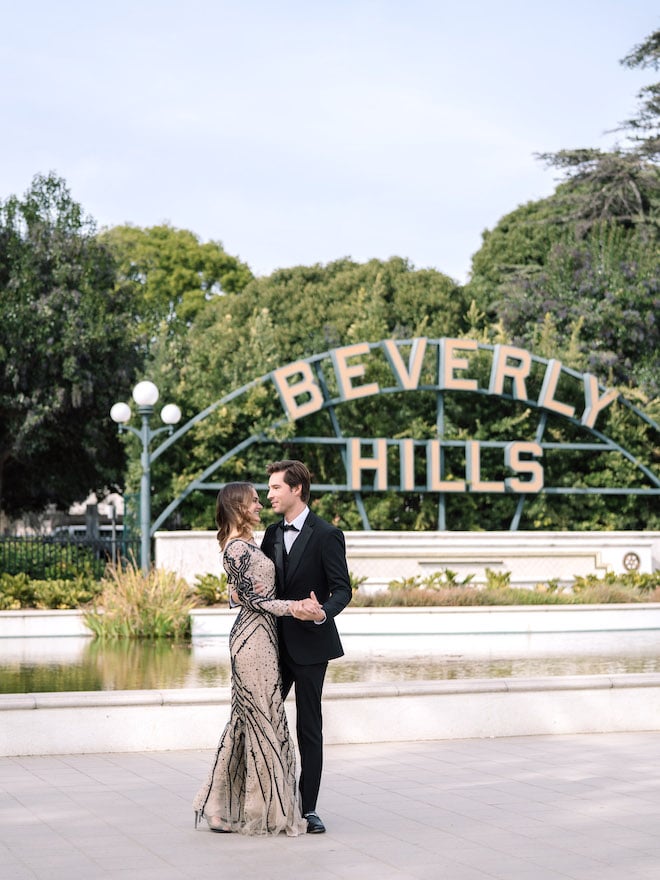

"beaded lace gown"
[192,539,306,836]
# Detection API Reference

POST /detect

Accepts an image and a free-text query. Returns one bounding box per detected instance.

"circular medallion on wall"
[623,552,641,571]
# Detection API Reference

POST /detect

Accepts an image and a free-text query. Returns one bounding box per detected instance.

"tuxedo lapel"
[272,528,286,592]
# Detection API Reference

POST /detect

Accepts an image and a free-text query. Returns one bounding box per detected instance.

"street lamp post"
[110,381,182,572]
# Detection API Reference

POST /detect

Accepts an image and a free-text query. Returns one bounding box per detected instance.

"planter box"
[0,609,92,638]
[2,604,660,640]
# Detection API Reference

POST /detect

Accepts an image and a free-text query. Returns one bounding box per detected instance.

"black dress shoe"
[304,811,326,834]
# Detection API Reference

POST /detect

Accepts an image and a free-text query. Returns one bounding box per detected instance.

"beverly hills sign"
[151,337,659,532]
[271,338,619,495]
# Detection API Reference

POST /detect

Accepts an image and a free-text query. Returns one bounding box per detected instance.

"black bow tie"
[281,523,299,532]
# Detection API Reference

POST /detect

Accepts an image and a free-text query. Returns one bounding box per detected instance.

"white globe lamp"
[132,381,159,407]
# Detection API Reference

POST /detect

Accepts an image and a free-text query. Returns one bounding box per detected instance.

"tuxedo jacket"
[260,510,352,665]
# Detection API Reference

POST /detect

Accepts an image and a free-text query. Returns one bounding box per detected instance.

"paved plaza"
[1,732,659,879]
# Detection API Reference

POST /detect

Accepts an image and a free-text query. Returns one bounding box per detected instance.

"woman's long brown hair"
[215,482,256,550]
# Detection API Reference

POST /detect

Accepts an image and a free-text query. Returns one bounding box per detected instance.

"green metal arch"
[150,339,659,532]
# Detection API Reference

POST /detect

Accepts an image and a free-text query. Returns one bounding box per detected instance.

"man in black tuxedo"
[260,460,352,834]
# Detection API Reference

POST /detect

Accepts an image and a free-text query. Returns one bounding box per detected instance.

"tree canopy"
[99,223,253,346]
[0,173,142,517]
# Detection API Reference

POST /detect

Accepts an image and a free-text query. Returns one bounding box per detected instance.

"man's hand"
[291,591,326,622]
[231,581,267,605]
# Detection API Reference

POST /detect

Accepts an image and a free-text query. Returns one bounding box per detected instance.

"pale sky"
[1,1,658,283]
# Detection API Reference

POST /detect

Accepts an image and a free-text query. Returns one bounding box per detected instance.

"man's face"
[267,471,301,519]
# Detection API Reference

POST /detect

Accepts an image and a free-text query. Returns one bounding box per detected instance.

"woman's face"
[247,487,263,524]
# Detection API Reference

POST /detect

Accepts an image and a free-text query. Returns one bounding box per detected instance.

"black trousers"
[279,645,328,815]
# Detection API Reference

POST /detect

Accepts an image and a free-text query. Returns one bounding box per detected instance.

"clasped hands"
[290,591,325,622]
[232,584,325,622]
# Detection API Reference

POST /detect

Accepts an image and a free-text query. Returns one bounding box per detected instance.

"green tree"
[96,224,254,535]
[0,173,142,517]
[467,195,573,309]
[619,30,660,158]
[467,29,660,402]
[535,29,660,230]
[99,224,254,346]
[494,226,659,398]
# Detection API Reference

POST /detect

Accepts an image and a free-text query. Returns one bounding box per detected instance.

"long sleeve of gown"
[223,540,292,617]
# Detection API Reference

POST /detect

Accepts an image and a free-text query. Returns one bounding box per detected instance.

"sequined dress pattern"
[192,539,305,836]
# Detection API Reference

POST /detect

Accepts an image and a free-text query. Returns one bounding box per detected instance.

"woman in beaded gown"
[193,482,307,837]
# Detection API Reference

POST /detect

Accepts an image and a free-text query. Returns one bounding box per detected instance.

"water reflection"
[0,631,658,693]
[330,632,660,682]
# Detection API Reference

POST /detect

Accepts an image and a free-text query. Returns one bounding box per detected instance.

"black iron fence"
[0,535,142,580]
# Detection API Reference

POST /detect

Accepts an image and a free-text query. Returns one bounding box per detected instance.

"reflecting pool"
[1,631,659,693]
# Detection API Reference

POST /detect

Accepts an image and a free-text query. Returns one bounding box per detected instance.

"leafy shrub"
[353,568,660,607]
[484,568,511,589]
[625,572,660,593]
[84,561,195,639]
[0,573,33,609]
[388,569,474,591]
[349,572,368,591]
[32,578,102,610]
[0,572,100,609]
[388,575,424,591]
[193,572,228,605]
[572,570,660,593]
[533,578,563,594]
[425,569,475,589]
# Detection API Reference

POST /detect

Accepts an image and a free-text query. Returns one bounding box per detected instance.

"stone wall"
[155,530,660,590]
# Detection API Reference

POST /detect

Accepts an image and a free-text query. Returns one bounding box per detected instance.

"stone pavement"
[0,732,658,880]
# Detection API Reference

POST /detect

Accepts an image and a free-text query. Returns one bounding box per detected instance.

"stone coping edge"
[190,603,660,616]
[5,604,660,640]
[2,672,659,712]
[3,603,659,621]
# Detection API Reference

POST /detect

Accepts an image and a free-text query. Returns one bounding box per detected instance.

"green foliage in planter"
[0,572,100,609]
[5,564,658,617]
[84,562,196,639]
[572,570,660,593]
[422,569,475,589]
[352,568,660,607]
[349,572,368,591]
[388,569,475,591]
[484,568,512,589]
[31,578,101,609]
[0,573,32,609]
[193,572,228,605]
